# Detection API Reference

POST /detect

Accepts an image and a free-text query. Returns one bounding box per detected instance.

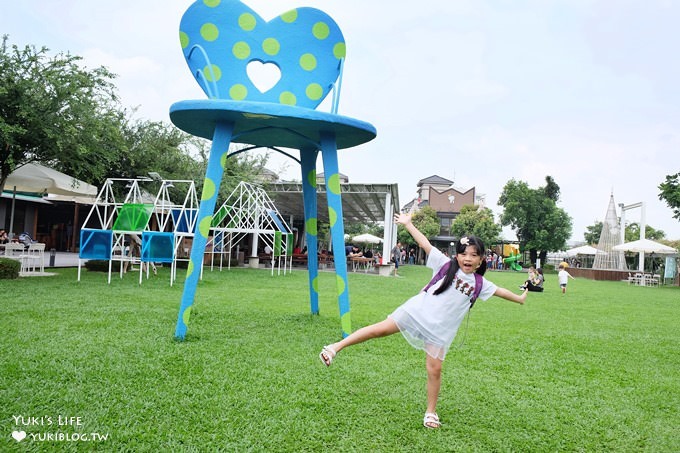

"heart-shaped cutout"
[179,0,345,109]
[12,431,27,442]
[246,60,281,93]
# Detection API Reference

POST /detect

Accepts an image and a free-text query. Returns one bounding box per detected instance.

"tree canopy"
[498,176,572,265]
[584,221,603,245]
[0,35,124,189]
[658,172,680,221]
[450,204,501,250]
[624,223,665,242]
[397,206,439,248]
[583,220,666,245]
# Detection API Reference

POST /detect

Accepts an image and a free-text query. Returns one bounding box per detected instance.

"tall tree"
[0,36,123,189]
[498,176,573,265]
[584,221,603,245]
[624,223,665,242]
[658,172,680,221]
[398,206,439,249]
[450,204,501,250]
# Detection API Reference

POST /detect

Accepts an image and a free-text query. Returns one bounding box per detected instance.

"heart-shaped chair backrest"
[179,0,346,110]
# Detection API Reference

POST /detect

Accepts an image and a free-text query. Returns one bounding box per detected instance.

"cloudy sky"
[3,0,679,243]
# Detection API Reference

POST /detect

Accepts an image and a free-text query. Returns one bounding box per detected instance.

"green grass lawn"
[1,264,679,452]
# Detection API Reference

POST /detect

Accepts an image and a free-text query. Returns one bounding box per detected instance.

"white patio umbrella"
[612,238,677,255]
[4,162,98,235]
[352,233,383,244]
[612,238,677,274]
[5,163,97,196]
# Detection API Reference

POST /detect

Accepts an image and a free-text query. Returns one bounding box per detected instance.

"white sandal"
[423,412,441,429]
[319,345,337,367]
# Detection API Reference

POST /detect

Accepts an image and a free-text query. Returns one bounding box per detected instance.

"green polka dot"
[202,178,216,200]
[187,261,194,278]
[306,83,323,101]
[279,91,296,105]
[281,10,298,23]
[203,0,220,7]
[341,312,352,336]
[307,169,317,188]
[336,275,346,294]
[262,38,280,56]
[182,306,192,326]
[299,53,317,71]
[239,13,256,31]
[199,216,212,238]
[232,41,250,60]
[328,207,337,227]
[179,31,189,49]
[312,22,330,40]
[328,174,341,194]
[306,218,317,236]
[220,152,228,169]
[229,84,247,100]
[333,42,347,59]
[200,23,219,42]
[203,64,221,82]
[312,276,319,293]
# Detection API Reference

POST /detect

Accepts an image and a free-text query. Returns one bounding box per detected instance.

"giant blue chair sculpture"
[172,0,376,340]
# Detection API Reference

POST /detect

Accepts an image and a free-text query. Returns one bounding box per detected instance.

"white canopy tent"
[3,163,98,237]
[565,245,599,257]
[613,238,677,273]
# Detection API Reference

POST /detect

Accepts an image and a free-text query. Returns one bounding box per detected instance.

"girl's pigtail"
[433,259,458,296]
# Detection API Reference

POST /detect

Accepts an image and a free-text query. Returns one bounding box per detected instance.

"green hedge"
[0,258,21,279]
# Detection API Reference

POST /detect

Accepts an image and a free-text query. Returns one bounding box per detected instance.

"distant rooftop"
[417,175,454,187]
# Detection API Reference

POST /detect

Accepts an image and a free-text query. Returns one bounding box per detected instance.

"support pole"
[175,121,234,340]
[382,191,393,262]
[300,148,319,315]
[320,132,351,338]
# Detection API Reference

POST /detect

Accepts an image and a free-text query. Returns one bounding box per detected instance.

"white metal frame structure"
[151,179,199,285]
[619,201,646,273]
[77,178,198,285]
[209,181,292,275]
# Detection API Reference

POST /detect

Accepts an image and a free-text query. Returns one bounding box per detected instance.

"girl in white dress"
[319,212,528,429]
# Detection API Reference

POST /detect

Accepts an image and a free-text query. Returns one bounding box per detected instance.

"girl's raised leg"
[320,318,400,365]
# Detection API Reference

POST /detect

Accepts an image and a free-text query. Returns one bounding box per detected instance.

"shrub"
[0,258,21,279]
[84,260,110,272]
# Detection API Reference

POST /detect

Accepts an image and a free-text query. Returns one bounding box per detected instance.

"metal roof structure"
[267,182,400,224]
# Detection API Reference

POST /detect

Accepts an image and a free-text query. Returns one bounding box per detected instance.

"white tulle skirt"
[388,291,470,360]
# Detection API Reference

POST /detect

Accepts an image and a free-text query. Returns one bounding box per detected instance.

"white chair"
[634,273,644,286]
[19,243,46,274]
[4,242,25,258]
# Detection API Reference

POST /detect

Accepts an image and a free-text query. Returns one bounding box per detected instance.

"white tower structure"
[593,193,627,270]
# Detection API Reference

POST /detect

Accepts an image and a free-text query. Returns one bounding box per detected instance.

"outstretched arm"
[494,287,527,305]
[394,213,432,255]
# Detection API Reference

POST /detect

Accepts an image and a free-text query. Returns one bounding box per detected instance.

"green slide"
[503,253,522,271]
